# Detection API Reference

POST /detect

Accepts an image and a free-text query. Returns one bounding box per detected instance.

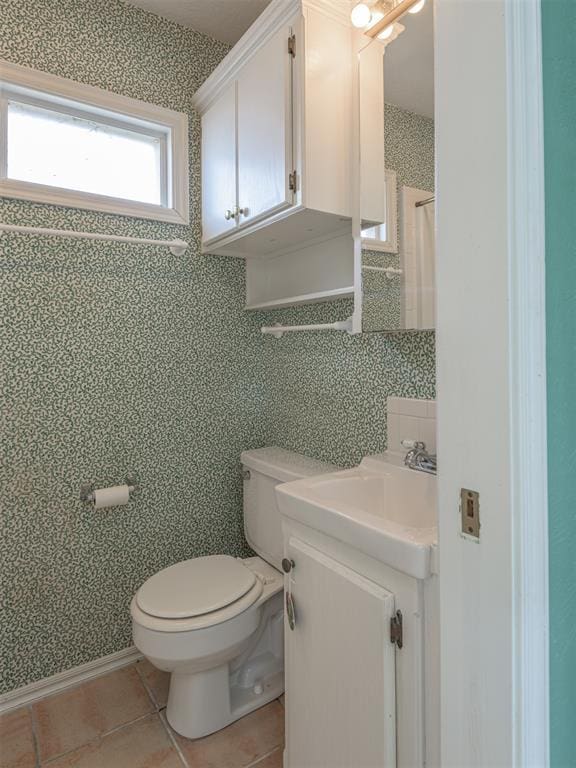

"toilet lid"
[136,555,257,619]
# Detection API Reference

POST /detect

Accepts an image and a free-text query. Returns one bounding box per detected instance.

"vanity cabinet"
[281,518,438,768]
[285,537,397,768]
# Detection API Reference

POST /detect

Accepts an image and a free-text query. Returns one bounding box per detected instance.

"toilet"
[131,447,335,739]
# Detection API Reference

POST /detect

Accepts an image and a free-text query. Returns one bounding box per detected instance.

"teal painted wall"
[542,1,576,766]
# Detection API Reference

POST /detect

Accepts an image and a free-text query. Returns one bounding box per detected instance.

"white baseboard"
[0,646,143,714]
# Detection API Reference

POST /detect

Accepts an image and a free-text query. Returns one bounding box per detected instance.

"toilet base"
[166,657,284,739]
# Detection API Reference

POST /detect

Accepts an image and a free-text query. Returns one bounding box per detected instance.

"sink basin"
[276,453,437,579]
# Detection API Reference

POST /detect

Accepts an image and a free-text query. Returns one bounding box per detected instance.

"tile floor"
[0,661,284,768]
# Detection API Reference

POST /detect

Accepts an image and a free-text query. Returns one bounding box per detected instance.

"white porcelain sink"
[276,453,437,579]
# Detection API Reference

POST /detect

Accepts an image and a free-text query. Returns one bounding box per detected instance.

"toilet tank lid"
[241,447,337,483]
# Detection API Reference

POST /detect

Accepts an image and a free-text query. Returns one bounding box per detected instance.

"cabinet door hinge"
[289,170,297,192]
[288,33,296,58]
[390,610,403,649]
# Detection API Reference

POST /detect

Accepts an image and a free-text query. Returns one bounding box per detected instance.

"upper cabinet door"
[236,26,294,227]
[201,82,238,243]
[285,537,397,768]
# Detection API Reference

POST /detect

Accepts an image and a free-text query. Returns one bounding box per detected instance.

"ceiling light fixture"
[377,24,394,40]
[363,0,427,38]
[350,3,373,28]
[408,0,426,13]
[367,10,384,28]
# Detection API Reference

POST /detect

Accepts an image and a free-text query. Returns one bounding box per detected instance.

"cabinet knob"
[224,209,233,220]
[282,558,295,573]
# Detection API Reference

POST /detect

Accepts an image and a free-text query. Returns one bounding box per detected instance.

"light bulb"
[377,24,394,40]
[351,3,372,28]
[367,10,384,28]
[408,0,426,13]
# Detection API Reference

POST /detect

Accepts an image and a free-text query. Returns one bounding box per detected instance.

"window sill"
[0,179,189,225]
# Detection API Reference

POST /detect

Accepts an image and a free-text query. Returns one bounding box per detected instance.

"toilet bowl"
[131,447,335,739]
[131,555,283,738]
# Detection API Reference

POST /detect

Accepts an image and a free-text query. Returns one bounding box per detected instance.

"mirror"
[358,0,435,332]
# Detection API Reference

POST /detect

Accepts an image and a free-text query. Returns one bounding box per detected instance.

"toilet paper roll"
[93,484,130,509]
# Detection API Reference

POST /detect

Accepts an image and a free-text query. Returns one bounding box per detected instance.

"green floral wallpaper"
[255,104,436,466]
[0,0,435,694]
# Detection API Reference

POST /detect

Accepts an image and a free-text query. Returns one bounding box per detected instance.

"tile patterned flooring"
[0,661,284,768]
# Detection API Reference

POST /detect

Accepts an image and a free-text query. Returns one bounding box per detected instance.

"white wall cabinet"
[200,25,294,243]
[236,25,293,228]
[201,83,237,242]
[192,0,385,310]
[192,0,357,258]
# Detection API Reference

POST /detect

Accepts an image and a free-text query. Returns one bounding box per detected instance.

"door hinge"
[288,33,296,58]
[289,170,297,192]
[390,610,403,649]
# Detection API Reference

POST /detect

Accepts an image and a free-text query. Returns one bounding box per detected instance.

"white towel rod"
[261,316,353,338]
[0,223,188,255]
[362,265,403,279]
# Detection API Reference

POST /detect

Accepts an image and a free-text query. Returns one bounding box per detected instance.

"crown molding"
[192,0,301,113]
[304,0,352,26]
[192,0,352,113]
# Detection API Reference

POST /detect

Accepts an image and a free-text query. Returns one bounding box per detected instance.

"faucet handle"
[401,439,426,450]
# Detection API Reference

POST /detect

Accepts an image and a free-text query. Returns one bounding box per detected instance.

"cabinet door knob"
[224,209,233,220]
[282,558,295,573]
[232,206,248,219]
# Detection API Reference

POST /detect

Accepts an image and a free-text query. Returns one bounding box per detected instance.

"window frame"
[0,60,189,224]
[361,170,398,253]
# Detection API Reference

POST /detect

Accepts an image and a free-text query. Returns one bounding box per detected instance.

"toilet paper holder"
[80,474,139,504]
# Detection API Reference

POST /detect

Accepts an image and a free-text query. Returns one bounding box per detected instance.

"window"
[0,60,189,223]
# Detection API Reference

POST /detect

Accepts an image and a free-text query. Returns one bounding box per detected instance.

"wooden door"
[201,82,237,243]
[285,537,397,768]
[236,24,294,227]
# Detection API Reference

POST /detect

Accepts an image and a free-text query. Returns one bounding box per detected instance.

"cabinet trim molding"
[192,0,351,114]
[192,0,301,113]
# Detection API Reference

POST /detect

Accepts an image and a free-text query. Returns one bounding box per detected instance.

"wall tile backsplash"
[0,0,436,693]
[386,397,437,456]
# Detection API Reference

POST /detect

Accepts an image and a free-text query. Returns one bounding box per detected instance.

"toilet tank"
[241,447,336,571]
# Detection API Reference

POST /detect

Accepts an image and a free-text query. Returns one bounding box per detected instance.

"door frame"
[435,0,548,766]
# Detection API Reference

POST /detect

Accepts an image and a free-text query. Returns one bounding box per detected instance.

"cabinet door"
[237,25,294,227]
[201,82,237,243]
[285,538,397,768]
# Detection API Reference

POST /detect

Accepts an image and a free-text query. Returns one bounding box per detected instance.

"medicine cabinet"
[358,0,436,333]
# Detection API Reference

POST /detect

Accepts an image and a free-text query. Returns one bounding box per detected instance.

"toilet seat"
[132,555,265,633]
[136,555,257,619]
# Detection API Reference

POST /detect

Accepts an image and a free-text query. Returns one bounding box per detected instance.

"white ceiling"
[383,0,434,119]
[125,0,273,44]
[124,0,433,118]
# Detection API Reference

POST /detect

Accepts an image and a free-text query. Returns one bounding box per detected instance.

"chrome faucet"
[402,440,437,475]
